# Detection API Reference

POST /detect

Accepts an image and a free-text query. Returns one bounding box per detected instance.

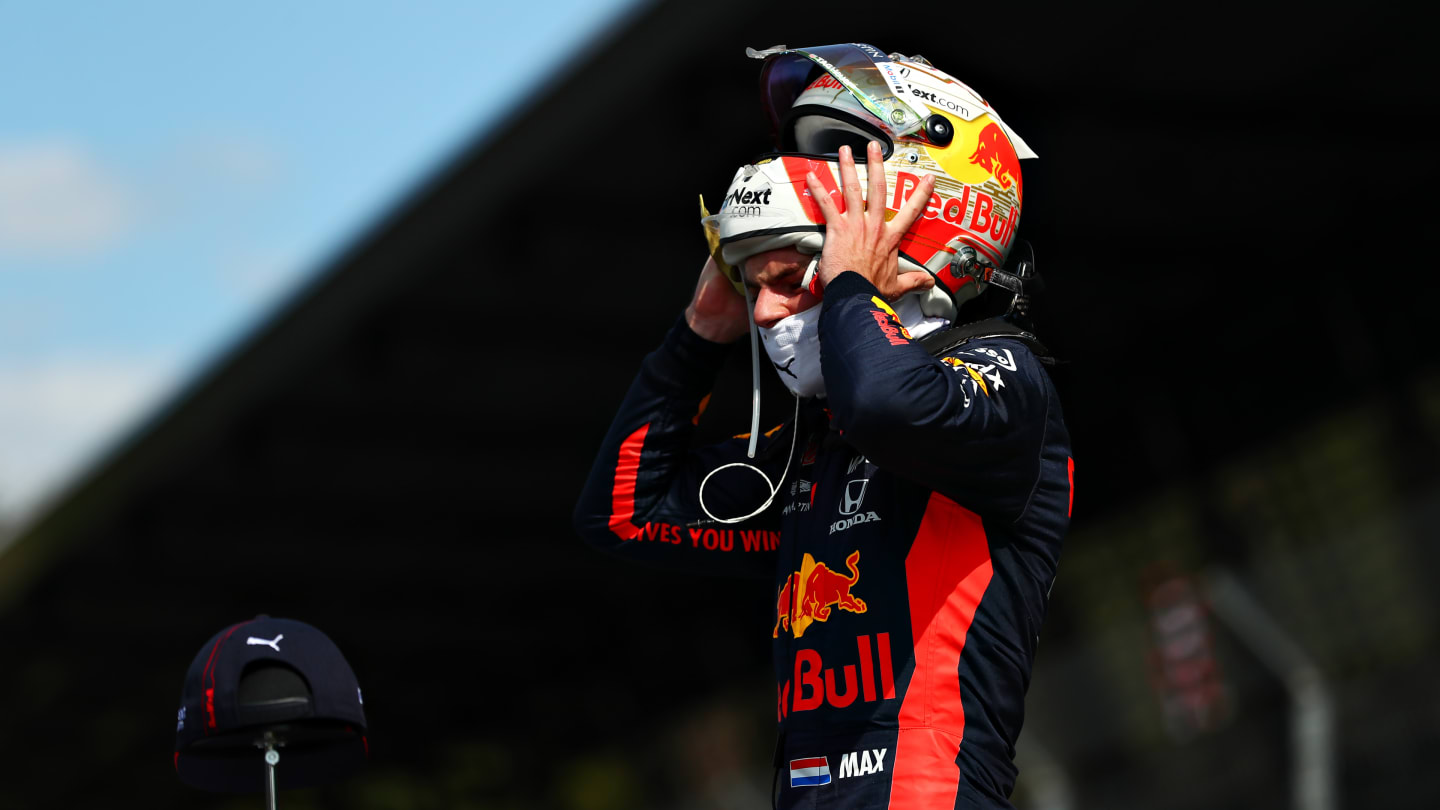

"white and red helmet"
[707,43,1038,320]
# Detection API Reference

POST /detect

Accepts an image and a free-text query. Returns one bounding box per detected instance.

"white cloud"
[0,354,181,524]
[0,141,142,258]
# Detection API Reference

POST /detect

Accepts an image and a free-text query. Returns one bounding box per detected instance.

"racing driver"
[575,44,1073,808]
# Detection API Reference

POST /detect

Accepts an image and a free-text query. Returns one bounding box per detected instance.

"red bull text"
[892,171,1018,251]
[778,633,897,719]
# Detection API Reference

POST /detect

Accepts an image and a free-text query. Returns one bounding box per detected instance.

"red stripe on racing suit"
[887,493,992,808]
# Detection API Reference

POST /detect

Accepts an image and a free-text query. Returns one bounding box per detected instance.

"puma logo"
[774,357,798,379]
[246,634,283,652]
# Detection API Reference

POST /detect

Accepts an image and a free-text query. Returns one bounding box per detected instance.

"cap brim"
[176,728,367,793]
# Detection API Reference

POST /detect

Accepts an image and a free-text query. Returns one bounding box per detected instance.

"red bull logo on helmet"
[805,73,846,93]
[774,551,868,639]
[969,122,1023,203]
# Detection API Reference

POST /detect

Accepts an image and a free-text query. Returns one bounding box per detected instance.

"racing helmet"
[706,44,1038,321]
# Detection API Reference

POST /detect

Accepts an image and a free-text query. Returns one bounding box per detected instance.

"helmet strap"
[800,255,823,297]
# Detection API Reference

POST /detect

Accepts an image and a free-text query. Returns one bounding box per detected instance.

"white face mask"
[757,293,950,399]
[759,303,828,398]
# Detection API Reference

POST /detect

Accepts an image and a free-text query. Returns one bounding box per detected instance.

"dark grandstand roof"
[1,3,1433,807]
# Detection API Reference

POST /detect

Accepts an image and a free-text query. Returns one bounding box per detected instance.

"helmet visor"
[752,44,930,142]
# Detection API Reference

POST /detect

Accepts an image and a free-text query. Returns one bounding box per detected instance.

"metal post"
[1205,567,1337,810]
[263,735,280,810]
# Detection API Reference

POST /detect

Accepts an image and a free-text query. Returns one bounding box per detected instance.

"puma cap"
[174,615,368,793]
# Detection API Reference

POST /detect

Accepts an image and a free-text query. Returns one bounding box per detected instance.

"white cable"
[698,394,802,524]
[742,283,762,459]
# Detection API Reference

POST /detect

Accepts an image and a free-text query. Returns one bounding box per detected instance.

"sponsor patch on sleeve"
[940,345,1016,407]
[867,296,912,346]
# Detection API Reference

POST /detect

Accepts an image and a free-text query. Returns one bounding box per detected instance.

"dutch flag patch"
[789,756,831,787]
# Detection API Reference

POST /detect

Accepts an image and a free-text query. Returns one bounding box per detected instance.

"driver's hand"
[685,256,749,344]
[805,141,937,300]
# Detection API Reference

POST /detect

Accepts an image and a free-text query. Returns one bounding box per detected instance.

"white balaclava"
[758,292,949,398]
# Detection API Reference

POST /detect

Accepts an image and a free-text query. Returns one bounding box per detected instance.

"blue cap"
[174,615,368,792]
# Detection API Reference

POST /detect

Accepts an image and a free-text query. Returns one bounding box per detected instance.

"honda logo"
[839,479,869,516]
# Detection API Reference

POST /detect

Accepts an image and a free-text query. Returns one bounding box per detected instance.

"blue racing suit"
[575,271,1073,809]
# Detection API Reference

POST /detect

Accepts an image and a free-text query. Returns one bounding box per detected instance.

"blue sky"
[0,1,641,524]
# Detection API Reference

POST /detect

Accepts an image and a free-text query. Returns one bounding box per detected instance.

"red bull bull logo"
[774,551,868,639]
[969,122,1023,203]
